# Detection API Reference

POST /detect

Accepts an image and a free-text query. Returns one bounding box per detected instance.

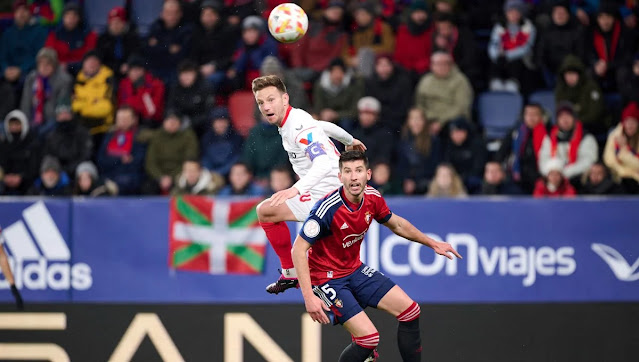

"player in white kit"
[252,75,366,294]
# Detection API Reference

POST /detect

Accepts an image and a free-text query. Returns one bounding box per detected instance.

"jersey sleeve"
[318,121,354,146]
[299,201,333,245]
[374,194,392,224]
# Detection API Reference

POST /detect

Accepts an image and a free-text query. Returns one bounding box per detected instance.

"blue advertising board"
[1,197,638,303]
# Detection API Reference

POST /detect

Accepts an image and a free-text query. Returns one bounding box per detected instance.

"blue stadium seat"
[477,92,523,140]
[529,90,556,123]
[84,0,124,33]
[131,0,164,36]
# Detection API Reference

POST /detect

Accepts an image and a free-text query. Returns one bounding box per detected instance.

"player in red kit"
[292,151,461,362]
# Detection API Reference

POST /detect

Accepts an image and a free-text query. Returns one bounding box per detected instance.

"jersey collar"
[279,105,293,128]
[339,187,364,212]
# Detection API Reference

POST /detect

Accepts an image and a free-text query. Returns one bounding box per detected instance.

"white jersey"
[279,106,343,199]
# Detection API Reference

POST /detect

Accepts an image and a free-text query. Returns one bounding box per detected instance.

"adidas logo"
[340,223,349,230]
[0,201,92,291]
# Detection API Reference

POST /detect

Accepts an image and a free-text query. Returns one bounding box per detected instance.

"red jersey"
[300,186,392,285]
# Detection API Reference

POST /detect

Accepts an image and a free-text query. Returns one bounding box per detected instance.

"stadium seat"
[84,0,124,32]
[131,0,163,35]
[477,91,523,140]
[228,91,257,138]
[529,90,556,123]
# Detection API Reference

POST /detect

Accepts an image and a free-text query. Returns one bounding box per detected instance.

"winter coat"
[73,178,118,197]
[538,123,598,179]
[117,73,165,123]
[393,21,433,75]
[431,25,482,88]
[145,19,194,81]
[488,18,536,66]
[603,124,639,182]
[200,127,244,176]
[442,133,487,191]
[167,77,215,131]
[555,55,609,132]
[290,19,349,72]
[96,129,146,194]
[0,110,40,194]
[496,122,547,192]
[415,65,473,124]
[479,181,522,195]
[45,25,97,65]
[231,35,279,88]
[241,122,288,179]
[346,19,395,57]
[42,121,92,177]
[171,168,225,196]
[395,134,441,193]
[28,172,72,196]
[145,128,199,180]
[365,67,413,132]
[535,17,586,73]
[532,177,576,197]
[580,175,624,195]
[351,123,394,165]
[72,65,115,134]
[0,22,47,74]
[190,22,239,70]
[20,67,72,128]
[313,70,365,120]
[588,19,632,77]
[96,29,141,76]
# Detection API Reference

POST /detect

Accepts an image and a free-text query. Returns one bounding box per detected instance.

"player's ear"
[366,168,372,181]
[282,92,290,105]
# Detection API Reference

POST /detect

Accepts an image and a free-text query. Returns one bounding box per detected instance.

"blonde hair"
[252,75,287,94]
[427,163,467,198]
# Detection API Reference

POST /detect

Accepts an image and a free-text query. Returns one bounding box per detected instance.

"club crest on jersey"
[299,132,313,145]
[365,211,372,224]
[334,298,343,308]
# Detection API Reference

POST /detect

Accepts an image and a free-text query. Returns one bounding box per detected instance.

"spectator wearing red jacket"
[44,2,97,76]
[533,157,577,197]
[117,55,165,127]
[393,0,433,77]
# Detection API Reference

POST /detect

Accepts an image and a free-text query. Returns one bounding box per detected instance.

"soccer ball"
[268,3,309,43]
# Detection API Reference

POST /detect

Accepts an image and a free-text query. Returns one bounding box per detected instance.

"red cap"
[13,0,28,12]
[622,102,639,124]
[108,6,126,23]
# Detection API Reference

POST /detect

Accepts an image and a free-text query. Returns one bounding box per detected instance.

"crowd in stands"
[0,0,638,199]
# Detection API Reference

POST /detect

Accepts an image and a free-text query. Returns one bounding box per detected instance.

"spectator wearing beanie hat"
[0,0,47,85]
[532,157,577,197]
[96,6,141,79]
[351,96,394,166]
[28,155,72,196]
[73,160,118,197]
[604,102,639,193]
[44,2,98,76]
[117,54,166,126]
[200,106,244,177]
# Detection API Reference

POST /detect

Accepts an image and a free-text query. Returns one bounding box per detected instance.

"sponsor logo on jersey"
[299,132,313,145]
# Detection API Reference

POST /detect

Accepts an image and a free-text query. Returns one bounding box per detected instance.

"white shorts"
[285,191,321,222]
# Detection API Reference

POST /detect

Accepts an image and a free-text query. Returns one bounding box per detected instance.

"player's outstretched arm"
[317,121,367,152]
[0,239,24,310]
[291,236,331,324]
[383,214,462,260]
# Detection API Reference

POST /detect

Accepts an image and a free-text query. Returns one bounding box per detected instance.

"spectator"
[351,96,394,165]
[487,0,537,93]
[29,0,63,26]
[427,163,468,198]
[603,102,639,193]
[538,101,598,183]
[365,54,413,133]
[393,0,433,76]
[144,112,199,195]
[0,0,47,87]
[190,0,240,91]
[146,0,194,84]
[496,103,548,194]
[396,107,441,195]
[227,16,278,90]
[42,102,92,178]
[96,6,141,79]
[171,158,224,196]
[620,53,639,106]
[588,3,632,92]
[580,161,625,194]
[71,51,114,136]
[555,54,609,136]
[20,47,72,136]
[260,56,310,111]
[0,110,39,195]
[415,51,473,135]
[442,117,487,193]
[167,60,215,136]
[28,155,72,196]
[241,115,288,181]
[200,107,243,177]
[268,165,294,193]
[73,161,118,197]
[431,12,483,91]
[44,2,97,75]
[479,161,522,195]
[289,0,349,82]
[96,106,146,195]
[117,55,165,127]
[369,161,400,195]
[344,1,395,76]
[535,1,586,88]
[533,157,577,197]
[433,0,458,15]
[218,162,265,196]
[313,57,364,128]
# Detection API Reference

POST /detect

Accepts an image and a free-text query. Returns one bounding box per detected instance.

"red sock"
[260,221,293,269]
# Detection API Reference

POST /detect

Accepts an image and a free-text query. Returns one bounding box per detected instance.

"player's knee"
[256,200,270,221]
[352,332,379,349]
[397,301,420,322]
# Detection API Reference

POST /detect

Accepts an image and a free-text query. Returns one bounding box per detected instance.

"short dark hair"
[524,102,544,113]
[178,59,198,73]
[339,150,369,170]
[231,161,253,174]
[252,75,287,94]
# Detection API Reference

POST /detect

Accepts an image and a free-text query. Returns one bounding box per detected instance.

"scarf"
[512,122,546,177]
[32,75,50,125]
[593,21,621,62]
[106,129,135,157]
[550,121,583,164]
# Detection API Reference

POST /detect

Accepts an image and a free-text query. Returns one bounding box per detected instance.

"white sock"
[281,268,297,278]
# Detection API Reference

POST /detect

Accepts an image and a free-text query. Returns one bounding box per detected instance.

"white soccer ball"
[268,3,309,43]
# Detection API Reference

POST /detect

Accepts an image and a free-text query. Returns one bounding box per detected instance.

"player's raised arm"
[317,121,367,151]
[292,235,331,324]
[382,214,462,260]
